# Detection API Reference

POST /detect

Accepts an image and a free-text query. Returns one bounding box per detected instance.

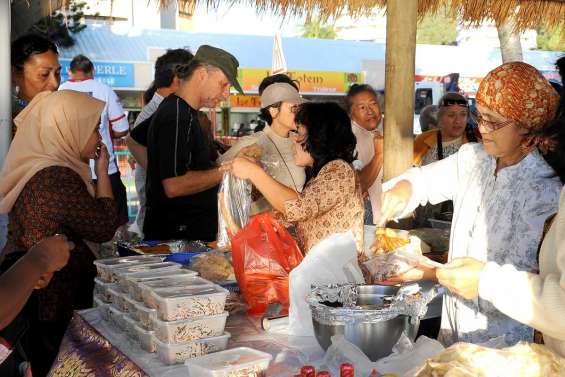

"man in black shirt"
[143,45,244,241]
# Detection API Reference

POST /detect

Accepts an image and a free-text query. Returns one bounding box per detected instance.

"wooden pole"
[383,0,417,181]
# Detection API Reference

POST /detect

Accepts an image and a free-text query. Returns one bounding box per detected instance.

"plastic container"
[154,312,229,343]
[134,323,156,353]
[185,347,272,377]
[107,287,122,307]
[115,262,182,292]
[154,332,230,365]
[140,276,215,308]
[150,285,229,321]
[94,278,118,303]
[94,255,165,282]
[123,295,140,321]
[126,268,198,301]
[108,306,126,330]
[134,301,158,330]
[123,314,138,340]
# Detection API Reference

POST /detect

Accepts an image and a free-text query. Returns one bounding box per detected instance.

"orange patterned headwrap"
[476,62,559,131]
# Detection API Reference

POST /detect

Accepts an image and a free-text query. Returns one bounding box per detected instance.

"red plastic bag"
[231,212,303,315]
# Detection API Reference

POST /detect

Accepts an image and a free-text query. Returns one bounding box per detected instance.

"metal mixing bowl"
[311,285,420,361]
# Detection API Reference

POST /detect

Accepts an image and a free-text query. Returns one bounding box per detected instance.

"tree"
[30,0,90,47]
[496,18,523,63]
[536,27,565,51]
[301,18,337,39]
[416,7,457,45]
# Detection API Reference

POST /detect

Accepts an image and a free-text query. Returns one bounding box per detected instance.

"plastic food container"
[134,301,158,330]
[134,323,156,353]
[140,276,215,308]
[94,255,165,282]
[108,306,126,330]
[154,312,229,343]
[94,278,118,303]
[185,347,273,377]
[123,295,140,321]
[126,269,198,301]
[151,285,229,321]
[115,262,182,292]
[123,314,138,340]
[155,332,230,365]
[107,286,123,307]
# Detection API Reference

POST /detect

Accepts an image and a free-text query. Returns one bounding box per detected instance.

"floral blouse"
[384,143,562,346]
[283,159,365,254]
[4,166,120,321]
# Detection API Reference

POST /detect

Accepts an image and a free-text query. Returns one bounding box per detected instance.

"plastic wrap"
[217,172,253,249]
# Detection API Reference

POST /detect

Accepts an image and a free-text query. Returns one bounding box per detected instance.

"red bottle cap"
[316,372,331,377]
[301,365,316,377]
[340,362,355,377]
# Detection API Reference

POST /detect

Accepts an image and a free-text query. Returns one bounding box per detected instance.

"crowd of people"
[0,31,565,376]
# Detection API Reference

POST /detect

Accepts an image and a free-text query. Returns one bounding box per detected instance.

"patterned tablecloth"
[48,309,325,377]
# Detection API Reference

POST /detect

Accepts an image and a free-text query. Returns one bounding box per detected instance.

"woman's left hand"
[436,257,485,300]
[379,264,437,285]
[223,156,260,180]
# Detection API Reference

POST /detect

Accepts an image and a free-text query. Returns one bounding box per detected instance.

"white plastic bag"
[217,172,253,248]
[288,232,365,336]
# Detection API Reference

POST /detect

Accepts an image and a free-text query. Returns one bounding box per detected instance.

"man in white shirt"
[126,48,194,237]
[59,54,130,226]
[346,84,384,225]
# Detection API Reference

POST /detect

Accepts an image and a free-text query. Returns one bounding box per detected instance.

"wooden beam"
[383,0,417,181]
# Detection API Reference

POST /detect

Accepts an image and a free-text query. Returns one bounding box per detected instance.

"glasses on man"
[440,98,469,108]
[474,111,515,133]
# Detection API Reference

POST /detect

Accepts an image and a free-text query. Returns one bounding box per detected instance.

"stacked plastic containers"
[93,255,231,364]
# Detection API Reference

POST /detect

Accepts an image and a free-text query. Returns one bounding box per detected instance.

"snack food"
[185,347,272,377]
[154,332,230,364]
[153,312,228,343]
[151,285,229,321]
[94,255,164,282]
[370,227,410,256]
[191,253,235,282]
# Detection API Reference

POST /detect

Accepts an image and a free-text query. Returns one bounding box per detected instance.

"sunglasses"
[440,98,469,108]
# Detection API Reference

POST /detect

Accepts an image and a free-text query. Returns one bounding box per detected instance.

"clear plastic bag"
[217,171,253,249]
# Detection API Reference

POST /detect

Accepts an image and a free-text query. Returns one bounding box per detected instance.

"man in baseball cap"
[143,45,243,241]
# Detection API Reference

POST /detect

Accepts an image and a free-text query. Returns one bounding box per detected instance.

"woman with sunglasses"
[226,102,365,255]
[380,62,563,347]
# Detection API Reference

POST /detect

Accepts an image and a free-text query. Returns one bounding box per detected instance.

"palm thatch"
[164,0,565,32]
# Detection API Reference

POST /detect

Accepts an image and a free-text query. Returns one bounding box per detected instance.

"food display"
[153,312,229,343]
[414,341,565,377]
[134,323,156,353]
[115,262,182,291]
[123,314,138,340]
[94,278,119,303]
[150,285,229,321]
[185,347,272,377]
[139,276,214,307]
[94,255,165,282]
[154,332,231,365]
[127,269,199,301]
[108,305,127,330]
[134,300,158,330]
[123,295,140,320]
[191,253,235,282]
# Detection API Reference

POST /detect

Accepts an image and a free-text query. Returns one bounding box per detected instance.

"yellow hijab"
[0,90,105,213]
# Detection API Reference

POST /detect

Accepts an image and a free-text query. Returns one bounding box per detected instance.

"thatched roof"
[167,0,565,32]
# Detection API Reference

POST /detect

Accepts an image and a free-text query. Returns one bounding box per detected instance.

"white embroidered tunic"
[383,143,562,346]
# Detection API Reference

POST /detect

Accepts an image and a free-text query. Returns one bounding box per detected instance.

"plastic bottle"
[340,363,354,377]
[301,365,316,377]
[316,372,331,377]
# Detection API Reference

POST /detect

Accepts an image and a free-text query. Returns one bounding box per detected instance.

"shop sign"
[238,68,364,94]
[60,60,135,88]
[229,95,262,108]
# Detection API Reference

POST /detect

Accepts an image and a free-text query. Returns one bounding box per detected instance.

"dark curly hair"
[11,34,58,73]
[258,74,300,125]
[295,102,357,177]
[154,48,194,89]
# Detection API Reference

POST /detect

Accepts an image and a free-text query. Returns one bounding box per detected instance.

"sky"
[191,3,306,36]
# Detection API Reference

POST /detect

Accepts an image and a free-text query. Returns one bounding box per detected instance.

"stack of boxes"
[93,255,230,364]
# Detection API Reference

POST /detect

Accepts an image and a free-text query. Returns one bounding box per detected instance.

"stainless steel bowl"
[311,285,420,361]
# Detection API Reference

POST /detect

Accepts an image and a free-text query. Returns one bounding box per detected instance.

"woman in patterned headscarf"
[378,62,563,347]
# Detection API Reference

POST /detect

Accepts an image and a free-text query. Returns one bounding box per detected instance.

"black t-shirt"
[144,94,218,241]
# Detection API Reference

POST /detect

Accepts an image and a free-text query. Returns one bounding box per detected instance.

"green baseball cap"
[194,45,244,94]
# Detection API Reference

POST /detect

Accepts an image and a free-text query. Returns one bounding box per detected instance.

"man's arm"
[126,136,148,169]
[359,134,383,192]
[162,168,222,198]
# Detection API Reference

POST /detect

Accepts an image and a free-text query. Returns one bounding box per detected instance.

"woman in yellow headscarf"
[0,90,121,376]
